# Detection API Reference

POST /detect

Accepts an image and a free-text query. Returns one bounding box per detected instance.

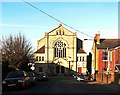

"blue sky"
[1,2,118,53]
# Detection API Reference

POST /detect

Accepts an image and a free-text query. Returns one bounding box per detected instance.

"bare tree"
[2,33,33,70]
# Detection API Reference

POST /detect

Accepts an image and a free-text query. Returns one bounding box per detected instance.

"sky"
[1,1,119,54]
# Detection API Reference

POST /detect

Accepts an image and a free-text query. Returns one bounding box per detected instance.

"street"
[2,75,119,95]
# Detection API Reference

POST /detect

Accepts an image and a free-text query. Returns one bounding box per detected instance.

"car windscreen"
[78,75,84,78]
[6,71,24,78]
[36,73,45,77]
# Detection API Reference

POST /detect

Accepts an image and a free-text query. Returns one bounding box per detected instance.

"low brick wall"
[96,72,114,84]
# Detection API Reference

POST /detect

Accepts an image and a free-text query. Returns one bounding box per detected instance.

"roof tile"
[97,39,120,49]
[34,46,45,53]
[77,48,86,54]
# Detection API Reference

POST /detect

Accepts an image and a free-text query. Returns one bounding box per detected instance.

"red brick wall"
[96,73,114,83]
[98,50,109,74]
[115,48,120,64]
[98,50,116,74]
[97,47,120,84]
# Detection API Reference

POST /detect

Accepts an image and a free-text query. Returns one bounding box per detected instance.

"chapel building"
[34,24,87,75]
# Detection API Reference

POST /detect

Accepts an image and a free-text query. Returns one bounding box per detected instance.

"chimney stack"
[94,31,100,44]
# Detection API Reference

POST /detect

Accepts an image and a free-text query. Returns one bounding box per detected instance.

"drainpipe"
[107,47,110,72]
[94,39,97,81]
[107,47,110,83]
[114,48,116,83]
[114,48,116,72]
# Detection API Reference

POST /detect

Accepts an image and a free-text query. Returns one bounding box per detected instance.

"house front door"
[78,67,82,74]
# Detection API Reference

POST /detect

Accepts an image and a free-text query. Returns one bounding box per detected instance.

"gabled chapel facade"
[34,24,87,75]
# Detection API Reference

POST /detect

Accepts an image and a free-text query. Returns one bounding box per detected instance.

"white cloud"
[0,24,48,29]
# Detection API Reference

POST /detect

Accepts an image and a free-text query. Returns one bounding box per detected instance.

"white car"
[76,74,85,82]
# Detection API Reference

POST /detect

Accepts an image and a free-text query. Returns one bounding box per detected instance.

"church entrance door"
[61,66,65,74]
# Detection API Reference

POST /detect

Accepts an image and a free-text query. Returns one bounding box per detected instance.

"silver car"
[76,74,85,82]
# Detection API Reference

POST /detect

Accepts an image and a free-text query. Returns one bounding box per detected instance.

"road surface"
[2,75,118,95]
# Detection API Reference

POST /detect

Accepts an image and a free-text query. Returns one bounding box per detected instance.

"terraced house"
[34,24,87,75]
[92,33,120,83]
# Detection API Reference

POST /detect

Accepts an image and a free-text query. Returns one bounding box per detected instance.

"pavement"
[71,74,120,93]
[86,80,120,93]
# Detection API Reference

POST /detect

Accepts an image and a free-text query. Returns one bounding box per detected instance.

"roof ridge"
[100,38,120,40]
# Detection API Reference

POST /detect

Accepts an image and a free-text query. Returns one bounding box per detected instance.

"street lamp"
[28,63,35,71]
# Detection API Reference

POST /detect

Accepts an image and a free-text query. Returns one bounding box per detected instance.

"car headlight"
[18,80,24,82]
[2,80,6,84]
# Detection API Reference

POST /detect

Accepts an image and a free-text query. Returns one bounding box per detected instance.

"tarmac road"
[2,75,119,95]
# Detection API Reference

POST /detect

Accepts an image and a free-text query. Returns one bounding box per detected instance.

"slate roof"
[97,39,120,49]
[77,48,87,54]
[77,38,83,50]
[34,46,45,53]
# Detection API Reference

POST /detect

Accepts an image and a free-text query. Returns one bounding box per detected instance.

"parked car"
[73,73,86,81]
[73,73,78,79]
[28,72,37,86]
[2,70,30,90]
[35,72,48,81]
[76,74,85,82]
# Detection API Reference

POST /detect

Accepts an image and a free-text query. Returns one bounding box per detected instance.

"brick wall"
[96,72,114,84]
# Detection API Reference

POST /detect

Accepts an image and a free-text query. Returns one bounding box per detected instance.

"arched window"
[54,41,66,58]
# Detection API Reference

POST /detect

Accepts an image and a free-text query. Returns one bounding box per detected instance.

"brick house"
[92,33,120,83]
[97,39,120,74]
[77,49,87,74]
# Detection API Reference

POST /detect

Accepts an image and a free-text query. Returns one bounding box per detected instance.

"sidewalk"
[86,80,120,93]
